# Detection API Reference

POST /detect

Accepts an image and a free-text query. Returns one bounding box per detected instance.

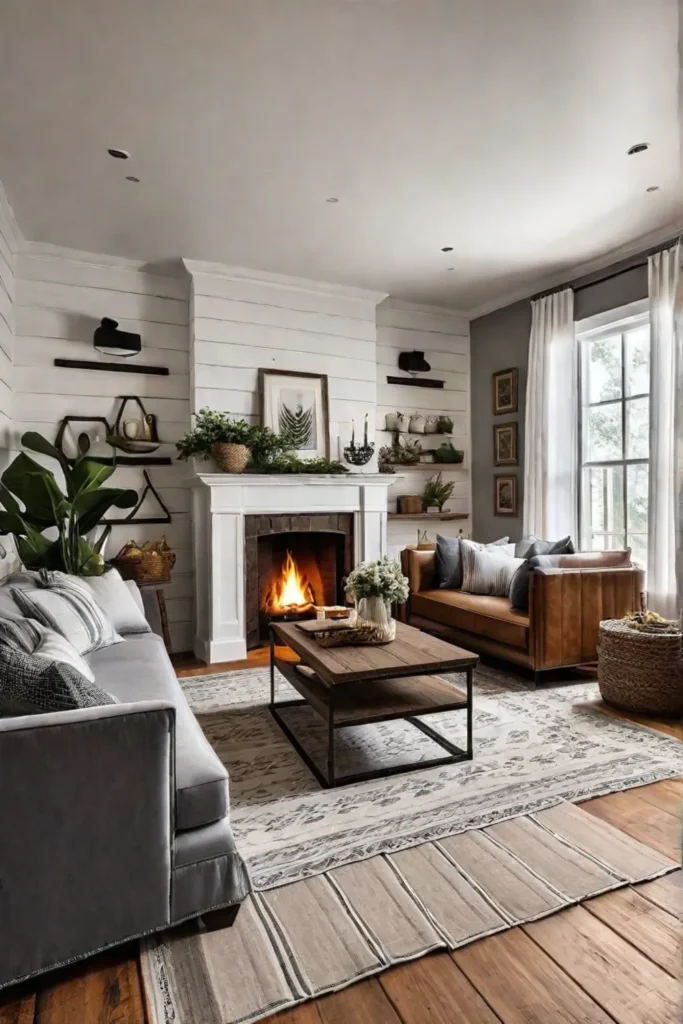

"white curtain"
[523,288,577,540]
[647,244,681,618]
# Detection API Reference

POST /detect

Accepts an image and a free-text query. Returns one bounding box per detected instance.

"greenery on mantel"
[176,408,348,474]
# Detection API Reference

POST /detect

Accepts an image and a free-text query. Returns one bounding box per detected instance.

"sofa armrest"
[0,700,176,988]
[529,565,645,670]
[401,546,437,596]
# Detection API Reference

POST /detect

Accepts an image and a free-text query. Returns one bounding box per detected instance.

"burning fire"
[262,550,315,614]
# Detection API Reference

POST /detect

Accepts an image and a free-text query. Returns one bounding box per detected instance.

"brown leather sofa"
[400,547,644,681]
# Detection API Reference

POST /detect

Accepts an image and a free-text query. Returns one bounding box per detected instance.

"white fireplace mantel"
[191,473,400,663]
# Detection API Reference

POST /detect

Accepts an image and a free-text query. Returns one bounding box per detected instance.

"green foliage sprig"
[345,556,409,603]
[262,454,348,475]
[422,472,454,512]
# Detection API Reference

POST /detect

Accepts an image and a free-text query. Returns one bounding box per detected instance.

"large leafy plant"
[0,432,138,576]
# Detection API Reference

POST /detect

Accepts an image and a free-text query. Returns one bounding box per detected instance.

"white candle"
[351,419,355,445]
[364,413,368,446]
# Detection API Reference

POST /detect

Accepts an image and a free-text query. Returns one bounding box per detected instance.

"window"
[578,307,650,566]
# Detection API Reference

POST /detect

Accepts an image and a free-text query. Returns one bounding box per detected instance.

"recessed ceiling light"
[447,267,455,272]
[326,197,339,203]
[125,175,140,183]
[107,147,130,160]
[627,143,649,156]
[441,246,454,252]
[646,185,660,193]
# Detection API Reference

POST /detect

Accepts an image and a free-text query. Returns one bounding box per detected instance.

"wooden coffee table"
[269,620,478,788]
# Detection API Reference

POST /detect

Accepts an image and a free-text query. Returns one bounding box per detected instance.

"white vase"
[396,414,410,432]
[385,412,400,431]
[409,414,426,433]
[356,595,396,642]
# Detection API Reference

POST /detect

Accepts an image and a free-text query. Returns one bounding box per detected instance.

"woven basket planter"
[597,619,683,717]
[213,442,250,473]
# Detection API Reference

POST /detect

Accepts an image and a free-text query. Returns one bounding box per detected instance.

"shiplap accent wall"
[12,248,193,652]
[184,262,385,460]
[376,299,471,557]
[0,187,19,468]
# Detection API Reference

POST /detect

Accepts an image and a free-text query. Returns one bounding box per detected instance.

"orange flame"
[262,551,315,613]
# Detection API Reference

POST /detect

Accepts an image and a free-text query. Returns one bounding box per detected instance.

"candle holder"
[343,440,375,467]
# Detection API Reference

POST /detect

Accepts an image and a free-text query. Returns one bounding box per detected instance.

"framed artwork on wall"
[492,367,518,415]
[494,474,518,516]
[259,369,330,460]
[493,422,518,466]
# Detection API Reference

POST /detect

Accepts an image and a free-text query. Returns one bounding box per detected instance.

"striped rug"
[142,802,679,1024]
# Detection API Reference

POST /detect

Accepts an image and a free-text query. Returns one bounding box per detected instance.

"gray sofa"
[0,624,251,990]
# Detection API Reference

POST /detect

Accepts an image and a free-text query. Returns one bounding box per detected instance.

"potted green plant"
[437,416,454,434]
[422,472,455,512]
[0,432,137,576]
[176,410,258,472]
[345,556,409,642]
[433,442,464,464]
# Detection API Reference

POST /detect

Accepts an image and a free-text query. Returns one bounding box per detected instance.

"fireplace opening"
[256,530,348,643]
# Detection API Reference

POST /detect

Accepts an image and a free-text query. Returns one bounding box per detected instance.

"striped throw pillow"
[10,575,122,655]
[460,539,524,598]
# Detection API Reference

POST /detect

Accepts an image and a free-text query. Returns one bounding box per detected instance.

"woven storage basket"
[597,619,683,717]
[213,442,250,473]
[398,494,423,515]
[113,538,176,585]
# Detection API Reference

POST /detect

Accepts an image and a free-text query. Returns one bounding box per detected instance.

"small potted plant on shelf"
[422,472,454,513]
[345,556,409,642]
[433,442,464,464]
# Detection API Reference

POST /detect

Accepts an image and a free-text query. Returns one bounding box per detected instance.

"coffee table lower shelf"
[269,650,473,789]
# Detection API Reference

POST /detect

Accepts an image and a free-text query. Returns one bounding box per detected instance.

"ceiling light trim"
[466,219,683,320]
[182,259,389,304]
[380,296,469,319]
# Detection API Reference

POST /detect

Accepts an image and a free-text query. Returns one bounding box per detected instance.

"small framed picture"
[493,422,518,466]
[259,369,330,460]
[492,367,518,415]
[494,475,518,516]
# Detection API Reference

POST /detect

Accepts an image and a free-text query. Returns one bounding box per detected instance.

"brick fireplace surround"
[191,474,398,662]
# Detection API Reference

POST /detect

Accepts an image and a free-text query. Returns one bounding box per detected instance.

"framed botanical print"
[493,422,518,466]
[492,367,518,415]
[259,369,330,460]
[494,474,518,516]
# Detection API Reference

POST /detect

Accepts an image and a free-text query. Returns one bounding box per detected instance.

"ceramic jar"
[424,416,439,433]
[396,413,410,432]
[409,413,426,433]
[385,412,400,431]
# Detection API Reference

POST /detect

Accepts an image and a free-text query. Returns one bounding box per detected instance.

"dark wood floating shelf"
[54,358,169,376]
[396,462,466,470]
[88,456,172,466]
[388,512,469,521]
[386,375,445,389]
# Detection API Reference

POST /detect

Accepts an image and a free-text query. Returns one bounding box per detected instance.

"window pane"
[627,462,648,536]
[584,336,622,403]
[625,325,650,397]
[629,534,648,567]
[585,465,624,538]
[626,397,648,459]
[585,402,622,461]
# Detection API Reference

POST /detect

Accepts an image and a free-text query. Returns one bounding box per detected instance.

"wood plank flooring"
[1,652,680,1024]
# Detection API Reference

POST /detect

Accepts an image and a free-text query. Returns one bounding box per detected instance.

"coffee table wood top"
[270,619,478,686]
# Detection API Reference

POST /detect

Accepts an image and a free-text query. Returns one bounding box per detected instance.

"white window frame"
[576,299,650,557]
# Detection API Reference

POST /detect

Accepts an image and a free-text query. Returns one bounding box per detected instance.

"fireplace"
[246,513,354,648]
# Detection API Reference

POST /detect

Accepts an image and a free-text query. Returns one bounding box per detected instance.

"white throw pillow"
[10,575,122,655]
[0,616,95,682]
[0,571,42,621]
[78,569,150,635]
[461,539,524,597]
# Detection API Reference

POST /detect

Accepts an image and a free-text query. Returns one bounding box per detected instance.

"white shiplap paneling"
[376,299,471,557]
[0,187,17,457]
[188,265,385,459]
[13,251,193,652]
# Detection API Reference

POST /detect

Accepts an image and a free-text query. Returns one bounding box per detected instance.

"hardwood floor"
[1,652,680,1024]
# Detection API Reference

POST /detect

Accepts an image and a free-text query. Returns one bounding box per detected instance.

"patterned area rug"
[179,664,683,889]
[142,664,683,1024]
[142,802,679,1024]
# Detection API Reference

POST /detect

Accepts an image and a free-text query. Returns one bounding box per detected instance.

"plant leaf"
[0,483,20,515]
[71,459,115,495]
[278,403,314,449]
[74,487,138,534]
[1,453,65,525]
[21,431,76,496]
[14,526,54,567]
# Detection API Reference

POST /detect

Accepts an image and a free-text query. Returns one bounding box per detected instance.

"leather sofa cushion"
[86,633,229,830]
[412,590,529,650]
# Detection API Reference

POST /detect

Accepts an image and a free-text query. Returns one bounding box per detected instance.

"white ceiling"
[0,0,681,314]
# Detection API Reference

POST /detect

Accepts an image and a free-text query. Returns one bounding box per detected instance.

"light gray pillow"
[77,569,150,635]
[0,570,42,621]
[10,575,122,655]
[0,616,96,683]
[0,645,116,716]
[461,539,523,597]
[436,535,510,590]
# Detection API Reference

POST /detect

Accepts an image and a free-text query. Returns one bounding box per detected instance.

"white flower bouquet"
[345,556,409,605]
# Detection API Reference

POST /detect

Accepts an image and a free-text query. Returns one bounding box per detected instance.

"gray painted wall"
[469,249,658,543]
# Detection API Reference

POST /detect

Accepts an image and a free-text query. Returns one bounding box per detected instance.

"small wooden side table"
[137,581,173,652]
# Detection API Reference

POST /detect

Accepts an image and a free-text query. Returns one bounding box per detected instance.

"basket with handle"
[213,442,250,473]
[113,536,176,585]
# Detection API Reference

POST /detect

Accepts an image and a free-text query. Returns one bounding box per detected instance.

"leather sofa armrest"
[0,700,176,988]
[529,565,645,670]
[401,546,436,595]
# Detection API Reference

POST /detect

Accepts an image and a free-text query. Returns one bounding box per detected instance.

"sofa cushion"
[510,549,631,612]
[411,589,529,650]
[0,643,117,716]
[11,575,122,655]
[461,540,523,597]
[435,534,509,589]
[86,633,229,830]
